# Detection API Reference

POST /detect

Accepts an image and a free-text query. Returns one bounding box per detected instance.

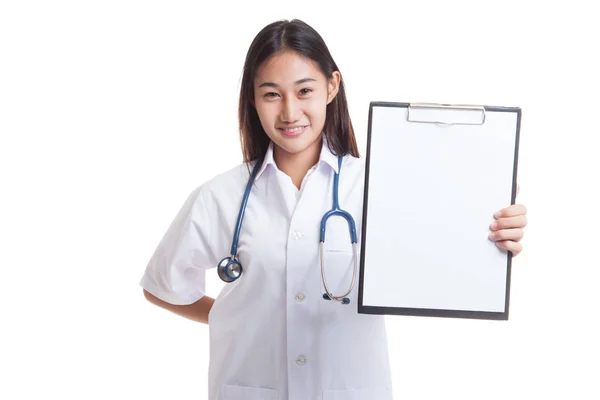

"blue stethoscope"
[217,155,358,305]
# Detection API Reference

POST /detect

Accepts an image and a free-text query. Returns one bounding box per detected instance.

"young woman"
[140,19,528,400]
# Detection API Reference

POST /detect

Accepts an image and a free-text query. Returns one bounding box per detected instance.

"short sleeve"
[139,185,218,305]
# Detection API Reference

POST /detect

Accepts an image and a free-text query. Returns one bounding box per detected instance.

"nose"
[280,97,301,123]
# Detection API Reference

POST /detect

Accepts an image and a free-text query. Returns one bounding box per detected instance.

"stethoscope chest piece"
[217,256,242,282]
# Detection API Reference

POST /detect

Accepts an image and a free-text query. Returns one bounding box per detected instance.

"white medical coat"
[140,138,393,400]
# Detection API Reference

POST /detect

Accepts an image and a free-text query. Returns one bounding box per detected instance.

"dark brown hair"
[238,19,360,163]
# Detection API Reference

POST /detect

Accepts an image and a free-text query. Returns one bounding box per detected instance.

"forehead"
[254,50,324,85]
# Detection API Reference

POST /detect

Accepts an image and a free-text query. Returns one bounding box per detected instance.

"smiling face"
[253,49,340,167]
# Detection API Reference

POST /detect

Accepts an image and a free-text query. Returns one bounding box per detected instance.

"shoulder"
[204,161,254,192]
[187,161,255,207]
[343,153,365,169]
[340,153,366,179]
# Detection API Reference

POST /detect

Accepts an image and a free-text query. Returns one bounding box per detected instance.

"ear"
[327,71,341,105]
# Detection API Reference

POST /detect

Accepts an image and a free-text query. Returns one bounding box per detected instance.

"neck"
[274,137,322,190]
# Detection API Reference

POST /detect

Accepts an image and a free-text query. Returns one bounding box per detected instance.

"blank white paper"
[361,104,518,313]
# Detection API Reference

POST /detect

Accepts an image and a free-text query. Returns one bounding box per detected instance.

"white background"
[1,1,598,399]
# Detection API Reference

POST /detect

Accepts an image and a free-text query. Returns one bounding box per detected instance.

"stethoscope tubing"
[218,154,358,304]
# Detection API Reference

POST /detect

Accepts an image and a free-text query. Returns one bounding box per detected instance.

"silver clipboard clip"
[407,103,486,126]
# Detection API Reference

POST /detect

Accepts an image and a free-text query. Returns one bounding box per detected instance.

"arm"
[143,289,215,325]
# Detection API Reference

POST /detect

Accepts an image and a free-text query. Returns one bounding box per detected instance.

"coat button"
[295,355,307,366]
[295,292,306,302]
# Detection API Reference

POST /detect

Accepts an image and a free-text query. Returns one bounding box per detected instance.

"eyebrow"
[258,78,317,89]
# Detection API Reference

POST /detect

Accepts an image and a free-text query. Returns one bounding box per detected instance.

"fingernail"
[491,222,498,229]
[494,211,502,218]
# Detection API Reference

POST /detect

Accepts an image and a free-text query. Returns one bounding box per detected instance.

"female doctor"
[140,19,528,400]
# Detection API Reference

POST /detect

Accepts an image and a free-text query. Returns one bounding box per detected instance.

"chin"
[274,142,309,155]
[278,137,321,154]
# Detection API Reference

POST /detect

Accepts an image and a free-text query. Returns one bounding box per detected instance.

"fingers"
[489,228,524,242]
[491,191,526,258]
[491,215,528,230]
[494,240,523,257]
[494,204,528,219]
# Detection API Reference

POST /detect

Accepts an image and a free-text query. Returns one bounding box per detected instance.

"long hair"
[238,19,359,163]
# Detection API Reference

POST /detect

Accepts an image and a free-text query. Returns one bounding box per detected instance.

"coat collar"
[253,134,340,181]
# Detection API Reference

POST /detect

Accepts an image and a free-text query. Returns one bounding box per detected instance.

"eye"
[299,88,313,96]
[264,92,279,98]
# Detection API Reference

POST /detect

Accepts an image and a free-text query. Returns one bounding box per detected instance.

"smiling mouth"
[279,126,308,136]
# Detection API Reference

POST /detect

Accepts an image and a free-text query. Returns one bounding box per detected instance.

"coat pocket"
[323,387,391,400]
[221,384,277,400]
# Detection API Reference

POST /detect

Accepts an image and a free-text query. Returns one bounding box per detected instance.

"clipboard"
[357,101,521,320]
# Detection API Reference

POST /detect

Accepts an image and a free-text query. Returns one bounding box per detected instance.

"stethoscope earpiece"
[323,293,351,305]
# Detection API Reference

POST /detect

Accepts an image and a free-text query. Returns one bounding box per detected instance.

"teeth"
[282,126,304,132]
